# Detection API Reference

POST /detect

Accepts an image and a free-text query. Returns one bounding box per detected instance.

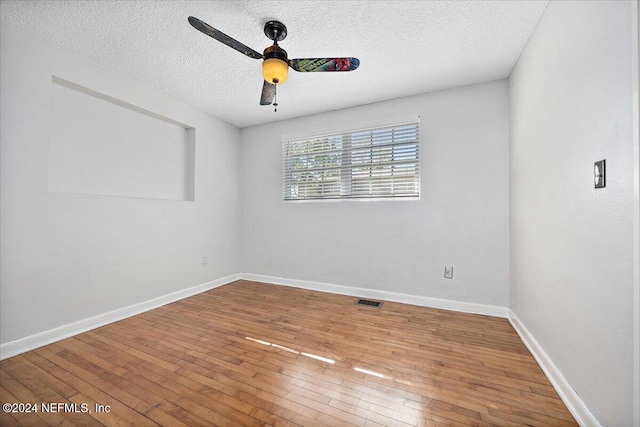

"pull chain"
[273,84,278,112]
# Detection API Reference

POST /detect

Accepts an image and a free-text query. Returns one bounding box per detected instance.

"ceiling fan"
[188,16,360,110]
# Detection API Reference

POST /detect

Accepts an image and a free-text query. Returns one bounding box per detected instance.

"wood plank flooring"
[0,280,577,426]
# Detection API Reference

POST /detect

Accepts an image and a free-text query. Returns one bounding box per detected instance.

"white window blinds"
[282,119,420,200]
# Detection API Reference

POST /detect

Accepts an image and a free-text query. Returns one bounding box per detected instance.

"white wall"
[0,24,242,345]
[509,1,635,425]
[241,80,510,307]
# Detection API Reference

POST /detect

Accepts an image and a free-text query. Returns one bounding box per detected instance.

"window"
[282,118,420,200]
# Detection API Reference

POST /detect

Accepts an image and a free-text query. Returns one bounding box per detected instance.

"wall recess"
[48,76,196,201]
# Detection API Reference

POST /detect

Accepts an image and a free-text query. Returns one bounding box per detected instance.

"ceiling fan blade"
[188,16,263,60]
[260,81,276,105]
[289,58,360,72]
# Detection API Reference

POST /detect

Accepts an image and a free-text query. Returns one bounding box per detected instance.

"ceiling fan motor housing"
[263,44,288,62]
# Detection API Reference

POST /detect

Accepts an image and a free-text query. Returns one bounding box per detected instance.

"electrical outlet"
[202,256,208,265]
[444,266,453,279]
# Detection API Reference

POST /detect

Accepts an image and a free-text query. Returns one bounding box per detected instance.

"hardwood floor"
[0,280,577,426]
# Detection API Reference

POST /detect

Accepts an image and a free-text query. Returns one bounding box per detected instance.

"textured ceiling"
[0,0,548,128]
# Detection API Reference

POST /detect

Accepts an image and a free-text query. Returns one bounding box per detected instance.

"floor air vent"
[356,298,383,308]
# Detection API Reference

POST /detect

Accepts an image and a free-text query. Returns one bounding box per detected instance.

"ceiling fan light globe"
[262,58,288,85]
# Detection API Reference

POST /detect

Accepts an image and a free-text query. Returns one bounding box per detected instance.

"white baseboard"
[0,273,241,360]
[241,273,509,318]
[508,311,601,427]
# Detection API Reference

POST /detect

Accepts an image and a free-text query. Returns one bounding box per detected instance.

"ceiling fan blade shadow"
[260,81,276,105]
[289,58,360,72]
[188,16,263,60]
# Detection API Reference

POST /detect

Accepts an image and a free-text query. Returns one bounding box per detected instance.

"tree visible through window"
[282,119,420,200]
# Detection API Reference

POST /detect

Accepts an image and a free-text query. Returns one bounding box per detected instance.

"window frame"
[282,116,421,202]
